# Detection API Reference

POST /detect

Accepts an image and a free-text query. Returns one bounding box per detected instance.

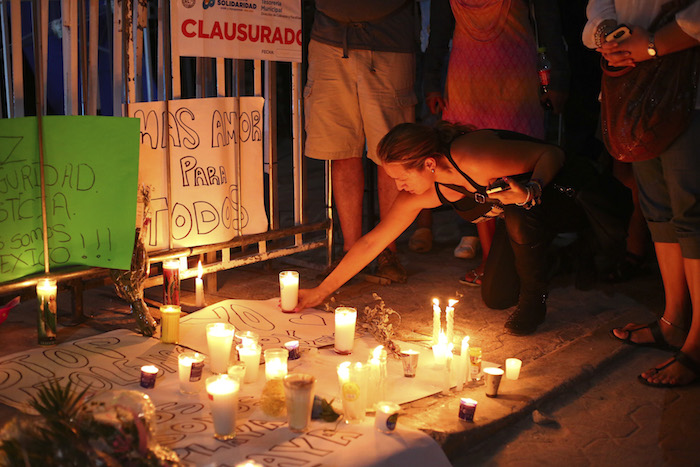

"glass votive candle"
[374,402,400,433]
[206,375,240,440]
[236,343,261,383]
[283,373,316,433]
[505,358,522,380]
[206,323,235,374]
[36,278,58,345]
[140,365,159,389]
[227,362,247,384]
[337,361,368,424]
[279,271,299,312]
[178,352,205,394]
[458,398,477,421]
[400,349,419,377]
[264,348,289,381]
[160,305,181,344]
[235,330,260,348]
[284,340,301,360]
[334,307,357,355]
[162,259,181,305]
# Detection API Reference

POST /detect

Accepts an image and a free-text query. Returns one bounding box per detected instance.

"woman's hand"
[487,177,531,205]
[294,287,328,312]
[426,92,446,115]
[597,26,651,68]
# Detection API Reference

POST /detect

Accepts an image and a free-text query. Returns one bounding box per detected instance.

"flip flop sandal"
[637,351,700,388]
[459,269,483,287]
[609,320,680,352]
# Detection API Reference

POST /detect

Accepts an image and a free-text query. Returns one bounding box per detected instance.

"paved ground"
[2,205,698,466]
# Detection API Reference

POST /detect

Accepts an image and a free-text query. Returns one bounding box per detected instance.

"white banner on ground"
[129,97,268,250]
[171,0,302,62]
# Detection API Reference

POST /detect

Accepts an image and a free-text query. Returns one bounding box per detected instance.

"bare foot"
[640,353,699,386]
[611,320,685,348]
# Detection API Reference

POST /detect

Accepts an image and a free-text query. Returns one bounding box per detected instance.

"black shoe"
[504,294,547,336]
[374,249,407,284]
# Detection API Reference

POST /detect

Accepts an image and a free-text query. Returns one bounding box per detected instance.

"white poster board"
[171,0,302,62]
[129,97,268,250]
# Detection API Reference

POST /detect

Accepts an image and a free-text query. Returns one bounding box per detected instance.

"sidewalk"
[1,216,695,465]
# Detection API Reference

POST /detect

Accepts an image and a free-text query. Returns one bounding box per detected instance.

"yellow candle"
[36,278,58,345]
[160,305,181,344]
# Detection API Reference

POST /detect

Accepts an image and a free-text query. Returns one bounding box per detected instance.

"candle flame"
[372,345,384,359]
[448,299,459,307]
[197,260,203,279]
[432,298,440,306]
[462,335,470,345]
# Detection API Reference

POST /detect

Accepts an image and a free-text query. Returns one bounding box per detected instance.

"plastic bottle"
[537,47,552,110]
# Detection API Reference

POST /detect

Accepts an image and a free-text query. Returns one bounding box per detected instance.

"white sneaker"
[454,236,480,259]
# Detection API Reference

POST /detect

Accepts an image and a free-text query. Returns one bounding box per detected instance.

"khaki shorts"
[304,39,417,164]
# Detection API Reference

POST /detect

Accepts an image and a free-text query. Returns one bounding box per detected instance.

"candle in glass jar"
[206,375,240,440]
[36,279,57,345]
[264,348,289,381]
[195,261,205,308]
[140,365,159,389]
[334,307,357,355]
[236,343,261,383]
[374,402,400,433]
[284,340,301,360]
[505,358,522,380]
[206,323,235,374]
[162,259,181,305]
[160,305,181,344]
[178,352,205,394]
[279,271,299,312]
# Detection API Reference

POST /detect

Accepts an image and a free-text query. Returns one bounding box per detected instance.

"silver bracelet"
[595,19,617,47]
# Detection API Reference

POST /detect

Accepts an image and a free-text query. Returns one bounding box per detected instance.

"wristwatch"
[647,33,658,58]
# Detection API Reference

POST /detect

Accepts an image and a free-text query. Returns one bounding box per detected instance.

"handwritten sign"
[129,97,267,251]
[0,116,140,282]
[171,0,302,62]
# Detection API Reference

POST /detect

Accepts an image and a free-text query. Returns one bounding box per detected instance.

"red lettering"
[210,21,223,40]
[296,29,302,45]
[261,26,272,43]
[224,22,236,40]
[198,20,210,39]
[284,28,295,44]
[238,23,248,41]
[272,27,282,44]
[249,24,259,42]
[182,19,196,38]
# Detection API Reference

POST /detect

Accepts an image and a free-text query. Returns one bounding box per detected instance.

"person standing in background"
[303,1,418,284]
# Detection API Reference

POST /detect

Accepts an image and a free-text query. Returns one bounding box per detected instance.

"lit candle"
[445,299,458,344]
[140,365,159,389]
[458,398,477,422]
[284,340,301,360]
[162,259,181,305]
[236,343,261,383]
[367,345,387,409]
[374,401,400,433]
[279,271,299,312]
[457,336,470,389]
[206,323,235,374]
[178,352,205,394]
[442,346,453,395]
[334,307,357,355]
[36,279,57,345]
[206,375,240,440]
[432,331,448,366]
[337,361,368,423]
[432,298,441,346]
[505,358,522,380]
[160,305,181,344]
[264,348,289,381]
[195,261,205,308]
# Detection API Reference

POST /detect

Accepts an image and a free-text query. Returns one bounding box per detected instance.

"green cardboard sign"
[0,116,140,283]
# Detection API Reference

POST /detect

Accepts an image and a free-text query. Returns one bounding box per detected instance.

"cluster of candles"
[162,258,206,309]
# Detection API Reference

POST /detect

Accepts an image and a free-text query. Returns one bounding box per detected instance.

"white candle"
[505,358,522,380]
[236,343,261,383]
[432,331,448,366]
[367,345,387,409]
[160,305,181,344]
[432,298,441,346]
[206,375,240,440]
[337,361,368,423]
[374,402,400,433]
[279,271,299,312]
[458,336,470,388]
[334,307,357,354]
[442,346,453,395]
[445,299,457,344]
[178,352,205,394]
[195,261,205,308]
[206,323,235,374]
[264,348,289,381]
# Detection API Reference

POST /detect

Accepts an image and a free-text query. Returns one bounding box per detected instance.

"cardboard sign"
[129,96,267,250]
[0,116,140,282]
[171,0,302,62]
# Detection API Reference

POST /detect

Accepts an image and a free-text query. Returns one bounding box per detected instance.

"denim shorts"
[303,40,417,164]
[633,110,700,259]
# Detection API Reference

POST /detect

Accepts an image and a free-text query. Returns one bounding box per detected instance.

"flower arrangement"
[0,380,180,466]
[361,294,402,357]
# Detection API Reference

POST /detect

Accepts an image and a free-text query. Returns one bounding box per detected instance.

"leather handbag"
[600,0,700,162]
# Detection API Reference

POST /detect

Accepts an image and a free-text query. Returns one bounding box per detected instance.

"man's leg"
[377,165,399,253]
[332,158,365,253]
